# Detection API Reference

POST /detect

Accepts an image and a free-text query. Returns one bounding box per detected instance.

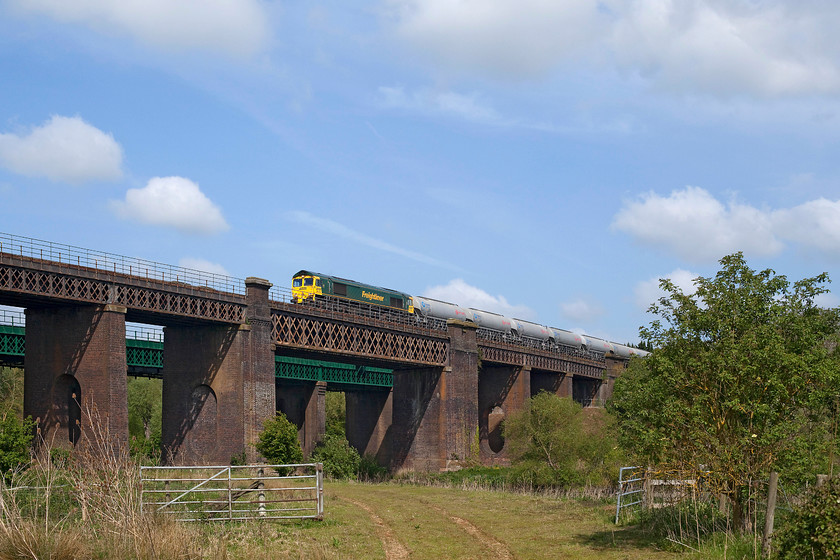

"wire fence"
[0,232,245,295]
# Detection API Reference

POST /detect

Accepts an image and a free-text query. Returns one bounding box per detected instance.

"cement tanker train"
[291,270,648,359]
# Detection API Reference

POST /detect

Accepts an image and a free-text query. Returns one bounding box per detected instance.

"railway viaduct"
[0,233,627,472]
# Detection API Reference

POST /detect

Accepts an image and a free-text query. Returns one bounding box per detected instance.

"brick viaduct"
[0,238,626,472]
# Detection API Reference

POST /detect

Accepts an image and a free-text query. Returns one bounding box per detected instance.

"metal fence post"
[258,468,266,518]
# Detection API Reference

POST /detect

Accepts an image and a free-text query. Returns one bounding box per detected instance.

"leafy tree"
[255,413,303,473]
[311,434,360,479]
[773,477,840,559]
[0,367,24,418]
[609,253,840,532]
[0,413,33,483]
[127,377,162,461]
[325,391,346,438]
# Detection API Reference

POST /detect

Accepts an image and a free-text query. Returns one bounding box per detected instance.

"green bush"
[311,435,360,479]
[774,478,840,559]
[255,413,303,474]
[357,454,388,481]
[503,392,622,489]
[0,413,33,482]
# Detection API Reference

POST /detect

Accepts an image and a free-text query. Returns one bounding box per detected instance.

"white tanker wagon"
[409,295,647,358]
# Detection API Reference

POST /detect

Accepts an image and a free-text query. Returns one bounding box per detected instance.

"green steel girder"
[126,339,163,368]
[275,356,392,387]
[0,328,393,387]
[0,325,24,357]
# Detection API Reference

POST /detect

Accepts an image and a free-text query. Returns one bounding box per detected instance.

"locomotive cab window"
[293,278,302,288]
[316,279,323,288]
[304,278,313,286]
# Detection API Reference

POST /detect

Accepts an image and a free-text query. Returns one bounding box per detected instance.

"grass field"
[305,481,680,560]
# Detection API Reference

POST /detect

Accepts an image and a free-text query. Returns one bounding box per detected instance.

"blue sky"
[2,0,840,344]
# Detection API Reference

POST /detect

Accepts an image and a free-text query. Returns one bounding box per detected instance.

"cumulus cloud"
[111,176,229,234]
[287,211,454,269]
[12,0,269,57]
[612,187,783,261]
[634,269,699,310]
[559,298,605,323]
[0,115,123,183]
[387,0,599,79]
[178,257,230,276]
[385,0,840,97]
[422,278,534,319]
[613,187,840,261]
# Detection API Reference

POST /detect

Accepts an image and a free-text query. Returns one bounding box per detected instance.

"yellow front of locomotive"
[291,272,323,303]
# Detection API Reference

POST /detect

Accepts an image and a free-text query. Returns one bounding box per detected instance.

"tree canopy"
[609,253,840,530]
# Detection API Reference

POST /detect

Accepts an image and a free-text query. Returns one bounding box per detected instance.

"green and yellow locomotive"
[291,270,414,314]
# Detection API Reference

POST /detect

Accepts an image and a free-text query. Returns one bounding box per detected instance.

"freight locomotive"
[291,270,647,359]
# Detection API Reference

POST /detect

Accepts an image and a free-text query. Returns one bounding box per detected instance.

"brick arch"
[51,374,81,446]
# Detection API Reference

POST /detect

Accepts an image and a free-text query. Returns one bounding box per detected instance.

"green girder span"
[0,328,394,387]
[274,356,393,388]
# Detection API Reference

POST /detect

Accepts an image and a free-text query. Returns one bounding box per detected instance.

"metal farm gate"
[140,464,324,522]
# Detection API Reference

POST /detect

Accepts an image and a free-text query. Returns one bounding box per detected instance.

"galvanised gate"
[0,233,624,471]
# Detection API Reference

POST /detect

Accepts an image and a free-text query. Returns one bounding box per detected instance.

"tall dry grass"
[0,407,229,560]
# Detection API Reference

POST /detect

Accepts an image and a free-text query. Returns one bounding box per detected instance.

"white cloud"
[0,115,123,183]
[772,198,840,255]
[559,298,605,323]
[608,0,840,97]
[111,176,229,234]
[385,0,840,97]
[422,278,534,319]
[612,186,783,261]
[178,257,230,276]
[613,187,840,261]
[12,0,269,57]
[634,269,698,310]
[287,210,454,269]
[386,0,598,79]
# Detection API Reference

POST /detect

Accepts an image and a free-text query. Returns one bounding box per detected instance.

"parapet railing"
[140,463,324,522]
[270,285,449,334]
[0,307,24,327]
[0,232,245,295]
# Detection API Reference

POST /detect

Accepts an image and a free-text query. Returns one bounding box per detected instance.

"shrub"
[0,413,33,483]
[311,435,360,479]
[357,454,388,481]
[774,477,840,559]
[255,413,303,474]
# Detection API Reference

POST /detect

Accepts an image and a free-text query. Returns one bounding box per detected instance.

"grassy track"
[326,482,678,559]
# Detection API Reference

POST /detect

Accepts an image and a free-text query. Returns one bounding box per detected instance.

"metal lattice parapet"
[479,341,606,378]
[0,254,245,324]
[275,356,393,387]
[271,311,448,366]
